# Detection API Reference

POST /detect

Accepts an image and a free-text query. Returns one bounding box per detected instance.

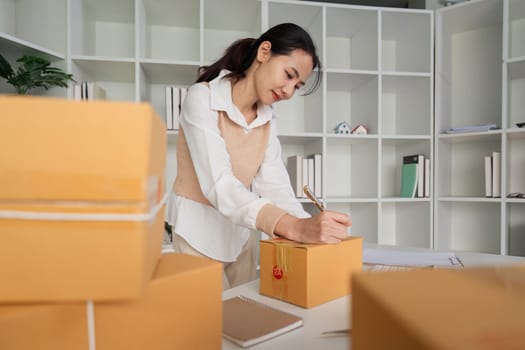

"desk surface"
[221,248,525,350]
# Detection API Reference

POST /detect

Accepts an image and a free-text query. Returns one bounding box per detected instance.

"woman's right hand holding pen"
[274,212,351,244]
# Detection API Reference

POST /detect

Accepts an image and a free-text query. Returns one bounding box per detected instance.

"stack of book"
[72,81,106,101]
[484,151,501,197]
[165,86,188,131]
[286,154,322,198]
[400,154,431,198]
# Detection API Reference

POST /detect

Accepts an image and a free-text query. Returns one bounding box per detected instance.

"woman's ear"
[256,40,272,62]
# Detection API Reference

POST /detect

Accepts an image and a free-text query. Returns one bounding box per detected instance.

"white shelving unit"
[435,0,525,255]
[265,0,434,248]
[4,0,524,256]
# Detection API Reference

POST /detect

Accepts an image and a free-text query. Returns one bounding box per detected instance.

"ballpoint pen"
[303,185,326,212]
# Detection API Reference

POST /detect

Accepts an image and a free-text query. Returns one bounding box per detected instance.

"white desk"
[222,248,525,350]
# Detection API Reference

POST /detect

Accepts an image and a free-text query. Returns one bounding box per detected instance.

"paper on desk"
[363,248,464,268]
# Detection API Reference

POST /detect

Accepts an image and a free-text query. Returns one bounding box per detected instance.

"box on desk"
[259,237,363,308]
[352,265,525,350]
[0,253,223,350]
[0,96,167,302]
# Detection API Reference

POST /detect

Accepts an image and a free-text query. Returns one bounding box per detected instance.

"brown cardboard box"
[0,96,166,302]
[352,265,525,350]
[0,253,223,350]
[260,237,363,308]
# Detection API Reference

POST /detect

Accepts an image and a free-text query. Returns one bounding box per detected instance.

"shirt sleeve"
[252,119,311,220]
[180,83,274,231]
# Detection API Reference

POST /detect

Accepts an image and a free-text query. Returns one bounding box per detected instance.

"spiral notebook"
[223,295,303,348]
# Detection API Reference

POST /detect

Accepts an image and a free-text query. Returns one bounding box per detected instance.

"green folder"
[400,155,419,198]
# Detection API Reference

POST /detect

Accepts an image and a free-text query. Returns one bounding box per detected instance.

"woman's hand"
[274,211,351,244]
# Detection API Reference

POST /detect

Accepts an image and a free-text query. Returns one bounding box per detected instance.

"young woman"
[167,23,351,289]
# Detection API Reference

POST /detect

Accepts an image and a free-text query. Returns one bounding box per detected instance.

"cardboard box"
[259,237,363,308]
[0,253,223,350]
[352,265,525,350]
[0,96,167,302]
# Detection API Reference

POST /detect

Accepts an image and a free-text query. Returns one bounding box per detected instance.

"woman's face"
[254,46,314,106]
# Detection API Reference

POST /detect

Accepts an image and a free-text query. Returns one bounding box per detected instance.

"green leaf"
[0,54,14,80]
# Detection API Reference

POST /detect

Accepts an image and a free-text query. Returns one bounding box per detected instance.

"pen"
[303,185,326,212]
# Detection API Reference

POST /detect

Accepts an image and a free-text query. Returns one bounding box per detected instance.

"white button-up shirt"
[167,70,309,262]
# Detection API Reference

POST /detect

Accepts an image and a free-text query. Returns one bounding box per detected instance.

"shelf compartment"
[381,75,431,135]
[435,201,501,254]
[326,137,378,199]
[138,62,197,127]
[508,202,525,256]
[325,6,378,71]
[70,0,135,58]
[507,134,525,195]
[328,202,378,243]
[280,136,322,169]
[268,1,322,62]
[381,201,431,248]
[204,0,261,64]
[437,135,501,197]
[327,72,378,135]
[273,89,323,134]
[0,0,66,55]
[507,58,525,128]
[381,138,431,198]
[71,58,135,101]
[138,0,200,61]
[381,10,432,73]
[436,0,503,133]
[508,0,525,59]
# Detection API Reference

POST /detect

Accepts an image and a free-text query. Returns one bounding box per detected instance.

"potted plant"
[0,54,75,95]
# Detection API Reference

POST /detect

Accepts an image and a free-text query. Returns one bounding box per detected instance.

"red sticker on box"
[272,265,283,279]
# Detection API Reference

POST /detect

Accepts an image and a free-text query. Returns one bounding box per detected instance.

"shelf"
[326,72,378,135]
[139,0,200,61]
[326,138,378,198]
[0,32,64,61]
[435,201,501,254]
[70,0,135,58]
[436,0,502,133]
[381,9,432,73]
[507,58,525,128]
[0,0,66,55]
[203,0,261,63]
[381,139,430,198]
[325,6,378,71]
[381,201,431,248]
[438,130,501,143]
[328,202,378,243]
[508,0,525,59]
[438,196,501,202]
[507,136,525,195]
[381,75,432,135]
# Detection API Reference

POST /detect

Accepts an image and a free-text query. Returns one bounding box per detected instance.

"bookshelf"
[9,0,524,255]
[265,1,434,248]
[435,0,525,255]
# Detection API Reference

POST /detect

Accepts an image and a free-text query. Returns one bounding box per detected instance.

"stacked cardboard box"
[0,96,223,349]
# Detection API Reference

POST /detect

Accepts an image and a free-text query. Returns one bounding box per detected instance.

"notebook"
[222,295,304,348]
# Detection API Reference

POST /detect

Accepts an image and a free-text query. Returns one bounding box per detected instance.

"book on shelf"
[444,123,498,134]
[308,153,322,197]
[491,151,501,198]
[484,155,492,197]
[73,81,106,101]
[223,295,303,348]
[417,154,425,198]
[165,86,188,131]
[424,158,430,198]
[287,155,303,198]
[400,154,419,198]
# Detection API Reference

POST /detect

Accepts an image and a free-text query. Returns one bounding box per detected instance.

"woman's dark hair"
[196,22,321,95]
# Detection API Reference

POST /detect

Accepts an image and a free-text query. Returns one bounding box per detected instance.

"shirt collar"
[209,69,273,130]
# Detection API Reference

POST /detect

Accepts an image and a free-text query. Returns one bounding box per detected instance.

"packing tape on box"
[0,192,169,223]
[271,242,296,300]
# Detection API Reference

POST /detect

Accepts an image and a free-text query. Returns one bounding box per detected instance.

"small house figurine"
[333,121,351,134]
[351,124,368,135]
